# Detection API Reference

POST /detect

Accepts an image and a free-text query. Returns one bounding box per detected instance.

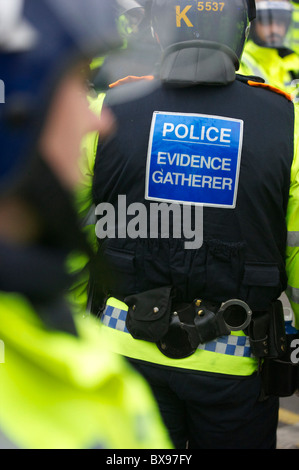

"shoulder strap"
[109,75,154,88]
[247,80,292,101]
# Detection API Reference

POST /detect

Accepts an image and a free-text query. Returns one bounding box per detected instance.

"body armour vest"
[92,75,294,312]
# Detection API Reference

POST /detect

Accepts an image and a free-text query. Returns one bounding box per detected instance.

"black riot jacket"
[92,74,294,312]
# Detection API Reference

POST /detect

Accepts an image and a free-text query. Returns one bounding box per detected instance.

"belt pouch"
[124,286,173,342]
[248,300,286,358]
[156,301,230,359]
[261,333,299,397]
[156,302,202,359]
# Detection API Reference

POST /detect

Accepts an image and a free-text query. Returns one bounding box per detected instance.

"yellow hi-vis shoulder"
[286,104,299,330]
[0,292,172,449]
[103,297,259,377]
[239,40,299,100]
[67,93,106,313]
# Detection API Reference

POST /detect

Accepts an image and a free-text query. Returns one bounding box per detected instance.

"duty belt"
[101,298,253,359]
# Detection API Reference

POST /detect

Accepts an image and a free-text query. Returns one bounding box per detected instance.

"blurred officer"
[0,0,172,450]
[289,1,299,54]
[69,0,159,313]
[91,0,299,449]
[239,0,299,97]
[92,0,160,90]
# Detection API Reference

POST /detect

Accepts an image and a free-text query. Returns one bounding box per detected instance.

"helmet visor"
[252,1,293,47]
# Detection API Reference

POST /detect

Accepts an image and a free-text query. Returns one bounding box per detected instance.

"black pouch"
[248,300,286,358]
[124,286,173,342]
[261,333,299,397]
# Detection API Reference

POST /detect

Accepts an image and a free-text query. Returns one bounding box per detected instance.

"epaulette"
[247,80,292,101]
[109,75,154,88]
[236,73,292,101]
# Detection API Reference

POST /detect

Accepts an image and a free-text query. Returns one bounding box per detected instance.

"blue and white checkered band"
[101,305,130,333]
[197,334,253,358]
[101,305,253,358]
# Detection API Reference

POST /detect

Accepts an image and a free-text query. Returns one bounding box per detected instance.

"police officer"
[91,0,299,449]
[0,0,172,450]
[239,0,299,97]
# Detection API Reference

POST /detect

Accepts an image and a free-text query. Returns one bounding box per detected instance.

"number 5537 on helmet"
[151,0,256,70]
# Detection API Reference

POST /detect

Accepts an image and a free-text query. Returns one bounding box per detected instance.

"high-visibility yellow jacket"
[239,40,299,99]
[290,2,299,56]
[67,94,106,313]
[0,291,172,449]
[239,42,299,335]
[286,102,299,331]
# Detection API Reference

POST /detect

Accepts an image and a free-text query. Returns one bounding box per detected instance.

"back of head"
[0,0,121,257]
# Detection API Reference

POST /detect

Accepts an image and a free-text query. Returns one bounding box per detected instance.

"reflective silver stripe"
[198,334,253,358]
[241,56,266,80]
[80,203,96,229]
[101,306,253,358]
[0,339,4,363]
[0,430,18,449]
[286,285,299,304]
[287,231,299,247]
[101,305,129,333]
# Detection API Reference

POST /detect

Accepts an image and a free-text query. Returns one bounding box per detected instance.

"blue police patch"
[145,111,243,208]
